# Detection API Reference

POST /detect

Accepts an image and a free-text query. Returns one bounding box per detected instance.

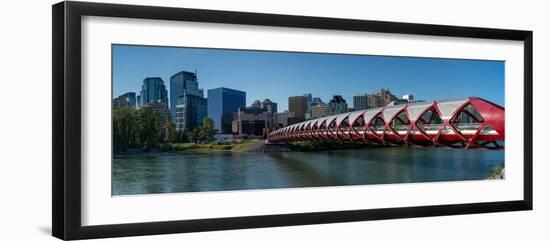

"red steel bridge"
[267,97,504,149]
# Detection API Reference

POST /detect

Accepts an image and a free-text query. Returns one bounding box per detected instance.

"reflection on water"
[112,147,504,195]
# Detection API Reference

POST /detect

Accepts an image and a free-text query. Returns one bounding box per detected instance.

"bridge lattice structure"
[267,97,504,149]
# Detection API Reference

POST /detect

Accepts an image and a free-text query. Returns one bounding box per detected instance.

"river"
[112,147,504,196]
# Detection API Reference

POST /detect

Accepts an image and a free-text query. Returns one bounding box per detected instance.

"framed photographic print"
[52,1,533,240]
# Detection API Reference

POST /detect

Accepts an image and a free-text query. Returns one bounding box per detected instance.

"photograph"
[111,44,506,196]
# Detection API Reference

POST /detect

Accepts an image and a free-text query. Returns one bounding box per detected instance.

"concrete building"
[312,97,324,106]
[207,87,246,134]
[141,101,171,127]
[378,88,398,106]
[251,100,262,109]
[289,95,308,119]
[275,111,297,128]
[328,95,348,115]
[261,98,278,114]
[311,103,329,118]
[367,94,384,109]
[353,93,368,110]
[232,106,274,137]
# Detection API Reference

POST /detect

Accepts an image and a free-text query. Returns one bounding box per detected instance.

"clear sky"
[113,44,504,111]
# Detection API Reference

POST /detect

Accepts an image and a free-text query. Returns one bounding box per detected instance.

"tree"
[164,122,176,143]
[188,128,200,144]
[175,130,188,143]
[112,107,139,152]
[139,107,161,150]
[198,117,217,143]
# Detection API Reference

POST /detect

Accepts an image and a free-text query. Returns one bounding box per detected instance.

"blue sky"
[113,44,504,110]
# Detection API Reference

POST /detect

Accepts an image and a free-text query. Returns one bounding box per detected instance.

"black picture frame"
[52,1,533,240]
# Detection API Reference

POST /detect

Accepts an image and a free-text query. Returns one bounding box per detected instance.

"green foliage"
[164,122,177,143]
[112,107,139,151]
[488,164,505,179]
[198,116,216,144]
[112,107,164,152]
[138,107,161,150]
[187,117,217,144]
[171,140,261,153]
[113,110,220,152]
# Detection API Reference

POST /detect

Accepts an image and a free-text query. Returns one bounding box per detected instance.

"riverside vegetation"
[113,107,261,155]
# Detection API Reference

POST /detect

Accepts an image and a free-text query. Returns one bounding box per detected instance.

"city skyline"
[113,44,505,111]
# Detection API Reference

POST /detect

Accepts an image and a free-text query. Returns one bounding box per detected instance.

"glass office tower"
[170,71,199,122]
[207,88,246,134]
[175,93,207,131]
[138,77,168,107]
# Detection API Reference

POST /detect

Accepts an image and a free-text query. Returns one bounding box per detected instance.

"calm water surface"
[112,147,504,195]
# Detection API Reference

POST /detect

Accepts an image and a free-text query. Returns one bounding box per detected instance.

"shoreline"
[114,141,506,158]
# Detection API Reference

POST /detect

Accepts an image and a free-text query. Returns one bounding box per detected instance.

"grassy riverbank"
[169,140,263,153]
[488,164,505,179]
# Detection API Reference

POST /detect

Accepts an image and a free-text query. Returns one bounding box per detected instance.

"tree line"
[113,107,217,152]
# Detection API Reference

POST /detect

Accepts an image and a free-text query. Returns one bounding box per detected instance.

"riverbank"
[488,165,505,179]
[171,140,263,152]
[114,140,264,157]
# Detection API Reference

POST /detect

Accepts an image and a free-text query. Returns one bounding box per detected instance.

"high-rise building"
[198,88,204,98]
[138,77,168,107]
[207,87,246,134]
[261,98,278,114]
[175,93,207,131]
[170,71,199,122]
[353,93,368,110]
[303,93,312,113]
[289,95,308,119]
[113,92,136,109]
[311,103,329,118]
[328,95,348,115]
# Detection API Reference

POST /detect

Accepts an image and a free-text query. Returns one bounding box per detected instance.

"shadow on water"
[265,152,347,187]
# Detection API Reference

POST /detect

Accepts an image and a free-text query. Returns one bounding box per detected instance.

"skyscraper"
[138,77,168,107]
[113,92,136,109]
[303,93,312,114]
[207,87,246,134]
[288,95,308,119]
[175,93,207,131]
[170,71,199,122]
[353,93,368,110]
